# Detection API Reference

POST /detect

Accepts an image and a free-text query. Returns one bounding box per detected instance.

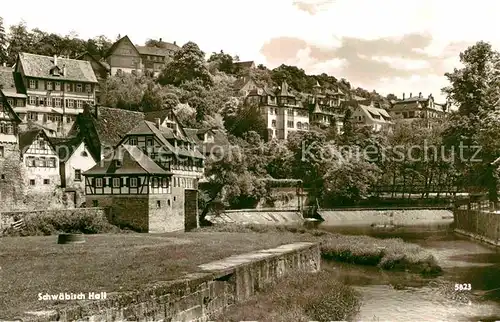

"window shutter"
[35,80,38,89]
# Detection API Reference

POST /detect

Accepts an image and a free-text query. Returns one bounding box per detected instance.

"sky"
[3,0,500,102]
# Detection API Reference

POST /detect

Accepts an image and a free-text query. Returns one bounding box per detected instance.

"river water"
[320,223,500,321]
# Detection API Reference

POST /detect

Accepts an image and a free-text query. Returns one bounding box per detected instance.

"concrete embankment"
[318,208,454,227]
[28,242,320,321]
[209,208,454,227]
[208,209,304,225]
[454,209,500,247]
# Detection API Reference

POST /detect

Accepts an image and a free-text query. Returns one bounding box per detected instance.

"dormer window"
[115,160,122,167]
[50,67,60,76]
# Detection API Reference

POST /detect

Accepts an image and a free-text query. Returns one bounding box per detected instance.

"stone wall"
[318,208,454,227]
[209,209,304,225]
[184,189,199,231]
[0,207,108,232]
[28,242,320,322]
[454,209,500,247]
[88,195,149,232]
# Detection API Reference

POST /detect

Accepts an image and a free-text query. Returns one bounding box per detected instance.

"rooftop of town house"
[17,52,98,83]
[50,135,90,161]
[84,144,170,176]
[104,35,140,58]
[0,66,26,98]
[136,44,179,56]
[234,61,256,69]
[125,120,205,159]
[184,127,230,154]
[18,128,55,153]
[71,106,145,161]
[144,108,192,142]
[357,103,392,123]
[76,52,111,72]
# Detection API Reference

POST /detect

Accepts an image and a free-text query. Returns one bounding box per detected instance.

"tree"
[100,74,150,111]
[340,108,354,144]
[208,50,237,75]
[6,21,32,65]
[157,41,213,88]
[0,17,7,64]
[442,41,500,201]
[223,103,267,138]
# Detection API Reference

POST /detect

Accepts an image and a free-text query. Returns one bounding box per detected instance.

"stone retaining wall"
[26,242,320,321]
[208,208,304,225]
[454,209,500,247]
[318,208,454,226]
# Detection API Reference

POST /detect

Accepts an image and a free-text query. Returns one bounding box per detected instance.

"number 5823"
[455,283,471,291]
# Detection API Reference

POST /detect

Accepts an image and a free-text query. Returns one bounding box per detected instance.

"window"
[162,177,168,188]
[29,79,37,89]
[287,120,294,128]
[26,156,35,167]
[95,178,103,188]
[66,83,71,92]
[152,177,159,188]
[46,97,52,107]
[7,98,13,106]
[271,120,276,127]
[129,137,138,145]
[130,177,138,187]
[156,200,161,208]
[76,84,83,92]
[48,158,56,168]
[297,122,302,129]
[43,179,50,185]
[74,169,82,181]
[146,138,153,146]
[16,99,23,107]
[113,177,120,187]
[85,84,92,93]
[76,100,83,109]
[115,160,122,167]
[92,200,98,207]
[55,82,61,91]
[1,174,5,180]
[47,81,53,90]
[29,179,35,186]
[0,146,3,157]
[67,100,74,108]
[52,98,61,108]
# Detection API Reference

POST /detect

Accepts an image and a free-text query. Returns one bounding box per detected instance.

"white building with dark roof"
[351,101,393,132]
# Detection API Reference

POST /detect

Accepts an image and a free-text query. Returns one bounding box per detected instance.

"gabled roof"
[184,127,230,156]
[0,66,26,100]
[19,129,56,154]
[144,108,191,142]
[76,52,111,72]
[136,45,178,56]
[234,61,255,69]
[84,144,170,176]
[50,136,93,161]
[71,106,144,161]
[358,104,392,123]
[105,35,141,58]
[17,53,98,83]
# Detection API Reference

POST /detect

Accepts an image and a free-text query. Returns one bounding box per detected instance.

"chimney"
[159,38,162,42]
[53,54,58,66]
[403,93,405,100]
[410,92,412,98]
[155,118,161,128]
[173,41,176,45]
[61,64,66,76]
[419,92,422,98]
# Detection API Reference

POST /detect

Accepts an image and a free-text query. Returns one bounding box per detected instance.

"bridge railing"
[454,194,497,212]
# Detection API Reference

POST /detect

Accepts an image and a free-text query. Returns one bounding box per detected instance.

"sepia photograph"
[0,0,499,321]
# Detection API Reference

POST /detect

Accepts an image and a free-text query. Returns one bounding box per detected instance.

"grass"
[215,271,361,322]
[197,224,442,275]
[0,231,309,319]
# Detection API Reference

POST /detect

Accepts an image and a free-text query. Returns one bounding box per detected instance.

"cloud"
[259,33,472,101]
[292,0,335,15]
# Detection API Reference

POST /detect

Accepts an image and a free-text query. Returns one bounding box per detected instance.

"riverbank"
[0,232,311,319]
[215,271,361,322]
[197,224,442,275]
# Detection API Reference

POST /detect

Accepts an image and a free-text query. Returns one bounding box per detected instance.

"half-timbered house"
[19,129,60,191]
[83,118,204,233]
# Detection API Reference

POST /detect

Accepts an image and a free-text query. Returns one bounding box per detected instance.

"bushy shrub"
[2,210,120,237]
